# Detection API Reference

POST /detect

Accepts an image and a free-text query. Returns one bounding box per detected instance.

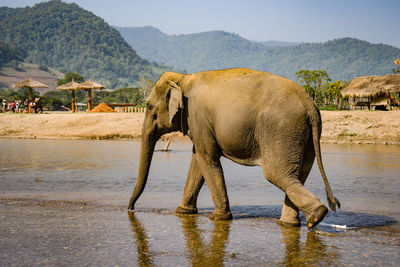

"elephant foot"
[277,219,301,227]
[209,211,233,221]
[306,205,328,229]
[175,205,198,215]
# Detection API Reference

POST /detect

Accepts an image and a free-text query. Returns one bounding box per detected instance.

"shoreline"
[1,111,399,145]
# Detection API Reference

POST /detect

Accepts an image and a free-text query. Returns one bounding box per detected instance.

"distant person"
[34,97,43,113]
[2,99,6,113]
[15,100,21,113]
[11,101,15,113]
[29,97,43,113]
[24,99,29,112]
[30,100,36,112]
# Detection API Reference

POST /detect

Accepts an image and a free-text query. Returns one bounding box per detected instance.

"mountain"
[0,1,168,88]
[0,62,64,92]
[116,26,400,81]
[0,41,27,68]
[0,41,63,91]
[258,40,300,47]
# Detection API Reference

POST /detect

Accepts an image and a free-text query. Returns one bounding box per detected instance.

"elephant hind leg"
[278,196,301,227]
[279,143,316,226]
[261,157,325,227]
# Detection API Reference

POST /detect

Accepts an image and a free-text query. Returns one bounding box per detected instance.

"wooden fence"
[93,103,145,112]
[109,103,144,113]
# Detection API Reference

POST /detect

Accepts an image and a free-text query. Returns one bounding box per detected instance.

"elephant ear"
[167,81,184,123]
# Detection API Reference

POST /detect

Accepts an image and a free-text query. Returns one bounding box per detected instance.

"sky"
[1,0,399,48]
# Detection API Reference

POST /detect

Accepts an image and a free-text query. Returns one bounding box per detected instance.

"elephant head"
[128,72,187,210]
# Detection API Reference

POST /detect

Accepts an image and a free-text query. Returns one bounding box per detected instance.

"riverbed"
[1,139,399,265]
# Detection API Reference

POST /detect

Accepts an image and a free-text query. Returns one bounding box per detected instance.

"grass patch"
[338,130,357,137]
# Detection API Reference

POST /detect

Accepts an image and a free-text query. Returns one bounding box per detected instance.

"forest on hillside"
[117,26,400,81]
[0,1,168,88]
[0,41,27,69]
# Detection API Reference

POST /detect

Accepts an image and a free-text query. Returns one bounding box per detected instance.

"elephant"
[128,68,340,229]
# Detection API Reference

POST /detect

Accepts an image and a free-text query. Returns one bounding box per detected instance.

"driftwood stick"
[163,139,172,151]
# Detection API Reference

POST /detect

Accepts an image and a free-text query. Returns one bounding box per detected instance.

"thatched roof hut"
[341,74,400,97]
[12,79,48,113]
[56,81,80,90]
[77,80,106,111]
[77,80,105,90]
[56,81,81,113]
[12,79,48,89]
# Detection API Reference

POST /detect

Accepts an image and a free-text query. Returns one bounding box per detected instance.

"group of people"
[2,99,22,113]
[1,98,43,113]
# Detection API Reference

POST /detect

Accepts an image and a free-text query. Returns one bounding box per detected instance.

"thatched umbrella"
[341,74,400,97]
[77,80,106,111]
[56,81,81,113]
[12,79,48,113]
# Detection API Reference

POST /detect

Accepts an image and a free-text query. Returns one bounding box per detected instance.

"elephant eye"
[147,104,154,111]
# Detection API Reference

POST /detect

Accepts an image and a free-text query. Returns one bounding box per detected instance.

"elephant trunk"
[128,127,157,210]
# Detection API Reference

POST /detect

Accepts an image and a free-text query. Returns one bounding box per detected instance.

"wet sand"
[1,110,400,144]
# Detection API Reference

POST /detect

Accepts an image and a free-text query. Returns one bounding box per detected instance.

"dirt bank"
[1,111,399,144]
[320,110,400,144]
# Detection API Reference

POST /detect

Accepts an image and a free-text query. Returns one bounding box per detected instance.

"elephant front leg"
[195,153,232,221]
[175,153,204,215]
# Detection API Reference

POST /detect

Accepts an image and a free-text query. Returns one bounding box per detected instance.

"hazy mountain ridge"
[116,26,400,81]
[0,1,166,88]
[258,40,301,47]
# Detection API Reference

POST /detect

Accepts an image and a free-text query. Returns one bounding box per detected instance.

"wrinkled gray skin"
[128,68,340,228]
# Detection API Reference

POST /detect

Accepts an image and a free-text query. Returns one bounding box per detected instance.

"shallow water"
[0,139,399,265]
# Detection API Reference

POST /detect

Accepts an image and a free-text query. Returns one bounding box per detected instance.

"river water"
[0,139,399,266]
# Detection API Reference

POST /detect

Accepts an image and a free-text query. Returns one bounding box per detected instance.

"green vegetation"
[295,70,331,101]
[394,59,400,73]
[339,130,357,137]
[325,80,347,108]
[117,26,400,81]
[57,72,84,86]
[0,1,169,88]
[0,87,38,103]
[42,90,86,111]
[0,41,26,69]
[93,87,144,106]
[137,78,154,101]
[295,69,348,110]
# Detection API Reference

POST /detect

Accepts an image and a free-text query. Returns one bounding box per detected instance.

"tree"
[393,59,400,74]
[57,72,84,86]
[325,80,347,109]
[138,78,153,104]
[295,70,331,104]
[91,87,142,104]
[43,89,85,110]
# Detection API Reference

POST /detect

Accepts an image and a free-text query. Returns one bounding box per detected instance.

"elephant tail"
[310,111,341,212]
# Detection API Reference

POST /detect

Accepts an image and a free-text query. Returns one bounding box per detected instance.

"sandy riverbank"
[0,111,399,144]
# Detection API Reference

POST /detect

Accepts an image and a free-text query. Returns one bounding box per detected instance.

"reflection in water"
[128,213,153,267]
[128,213,230,266]
[179,215,230,266]
[128,212,343,266]
[279,225,338,266]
